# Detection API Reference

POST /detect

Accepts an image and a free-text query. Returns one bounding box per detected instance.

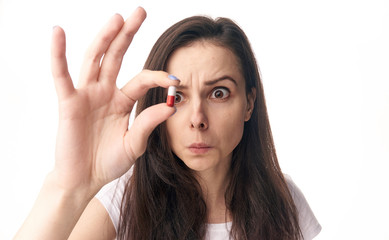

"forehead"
[166,41,243,82]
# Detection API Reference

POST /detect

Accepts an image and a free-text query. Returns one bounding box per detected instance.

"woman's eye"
[175,92,184,104]
[210,87,230,99]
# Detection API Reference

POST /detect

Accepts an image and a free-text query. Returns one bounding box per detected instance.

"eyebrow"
[176,75,238,90]
[205,76,238,86]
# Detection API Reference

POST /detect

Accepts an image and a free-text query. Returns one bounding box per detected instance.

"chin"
[181,157,216,173]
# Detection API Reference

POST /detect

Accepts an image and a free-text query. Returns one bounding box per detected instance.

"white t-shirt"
[96,169,321,239]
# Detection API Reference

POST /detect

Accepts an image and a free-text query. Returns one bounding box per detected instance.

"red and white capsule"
[166,86,177,107]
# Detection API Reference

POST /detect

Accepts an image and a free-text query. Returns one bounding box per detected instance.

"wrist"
[44,171,99,205]
[13,172,99,240]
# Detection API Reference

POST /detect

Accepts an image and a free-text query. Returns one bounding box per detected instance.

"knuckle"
[84,47,100,63]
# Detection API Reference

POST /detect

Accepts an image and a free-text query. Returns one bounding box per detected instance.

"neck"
[194,161,232,223]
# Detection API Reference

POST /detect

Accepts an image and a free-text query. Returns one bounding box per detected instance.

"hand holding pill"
[50,7,179,197]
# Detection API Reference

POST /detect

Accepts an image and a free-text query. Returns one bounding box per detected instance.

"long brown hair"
[117,16,302,240]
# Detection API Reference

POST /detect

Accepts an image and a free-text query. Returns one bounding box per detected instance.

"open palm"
[51,8,178,196]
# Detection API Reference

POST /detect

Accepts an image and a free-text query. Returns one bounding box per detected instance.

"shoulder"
[284,174,322,240]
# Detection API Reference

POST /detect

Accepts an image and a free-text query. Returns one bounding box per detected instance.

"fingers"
[123,103,176,160]
[51,26,75,100]
[98,7,147,84]
[79,14,125,86]
[120,70,181,105]
[121,70,179,161]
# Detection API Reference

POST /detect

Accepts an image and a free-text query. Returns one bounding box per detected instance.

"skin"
[166,41,256,223]
[14,8,256,240]
[14,8,179,240]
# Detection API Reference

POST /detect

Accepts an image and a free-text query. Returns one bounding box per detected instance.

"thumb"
[123,103,176,161]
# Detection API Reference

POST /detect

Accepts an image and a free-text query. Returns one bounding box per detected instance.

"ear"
[244,87,256,122]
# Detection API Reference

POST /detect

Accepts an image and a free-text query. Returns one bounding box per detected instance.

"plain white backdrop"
[1,0,388,239]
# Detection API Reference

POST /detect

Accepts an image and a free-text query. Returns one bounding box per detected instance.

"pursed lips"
[188,143,212,154]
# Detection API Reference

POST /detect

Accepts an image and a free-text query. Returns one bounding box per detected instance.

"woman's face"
[166,41,255,175]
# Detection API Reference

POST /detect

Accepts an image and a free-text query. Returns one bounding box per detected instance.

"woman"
[14,7,321,240]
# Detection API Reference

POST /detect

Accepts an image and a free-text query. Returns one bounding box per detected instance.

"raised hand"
[51,7,178,197]
[14,8,179,239]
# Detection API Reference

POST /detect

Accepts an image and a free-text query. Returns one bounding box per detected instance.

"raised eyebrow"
[205,76,238,86]
[176,85,188,91]
[176,76,238,90]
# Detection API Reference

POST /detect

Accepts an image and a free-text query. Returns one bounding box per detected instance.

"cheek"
[229,118,245,142]
[220,100,247,128]
[216,110,246,147]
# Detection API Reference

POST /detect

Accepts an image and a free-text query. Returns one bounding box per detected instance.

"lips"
[188,143,212,154]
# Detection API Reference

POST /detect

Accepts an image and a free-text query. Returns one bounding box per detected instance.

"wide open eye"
[210,87,230,99]
[175,92,184,104]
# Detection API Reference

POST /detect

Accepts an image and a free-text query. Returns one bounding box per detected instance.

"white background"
[1,0,388,239]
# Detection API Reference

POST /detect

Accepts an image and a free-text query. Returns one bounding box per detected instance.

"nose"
[191,121,207,130]
[189,100,208,131]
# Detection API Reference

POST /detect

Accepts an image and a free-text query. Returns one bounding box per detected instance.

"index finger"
[120,70,180,105]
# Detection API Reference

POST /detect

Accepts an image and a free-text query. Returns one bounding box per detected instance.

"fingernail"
[168,74,180,81]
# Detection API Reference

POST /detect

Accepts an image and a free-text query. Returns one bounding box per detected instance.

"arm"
[14,7,179,240]
[68,198,116,240]
[16,184,116,240]
[13,173,93,240]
